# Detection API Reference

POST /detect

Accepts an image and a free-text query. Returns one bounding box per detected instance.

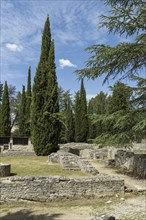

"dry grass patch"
[0,156,88,177]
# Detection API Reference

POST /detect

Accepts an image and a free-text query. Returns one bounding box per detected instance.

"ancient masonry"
[0,175,124,202]
[0,143,125,202]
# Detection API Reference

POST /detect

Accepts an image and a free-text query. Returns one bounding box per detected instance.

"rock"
[106,200,112,204]
[91,214,115,220]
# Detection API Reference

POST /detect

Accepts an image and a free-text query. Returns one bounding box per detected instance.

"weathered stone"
[91,214,115,220]
[48,152,60,163]
[108,147,118,160]
[133,154,146,179]
[0,163,11,177]
[0,175,124,202]
[115,150,146,179]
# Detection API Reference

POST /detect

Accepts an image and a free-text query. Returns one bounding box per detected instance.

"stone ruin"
[107,147,146,179]
[0,163,11,177]
[49,143,101,175]
[49,151,99,175]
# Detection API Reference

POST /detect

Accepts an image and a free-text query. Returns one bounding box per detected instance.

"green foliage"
[25,67,32,136]
[76,0,146,82]
[75,91,80,142]
[75,79,88,142]
[108,82,132,113]
[8,85,18,130]
[0,83,3,103]
[65,97,75,142]
[0,81,11,136]
[90,83,139,147]
[31,17,60,155]
[0,83,3,135]
[18,85,26,137]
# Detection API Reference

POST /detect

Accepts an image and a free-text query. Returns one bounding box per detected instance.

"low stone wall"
[0,145,35,157]
[0,175,124,202]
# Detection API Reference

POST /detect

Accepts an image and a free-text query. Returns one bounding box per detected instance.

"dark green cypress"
[31,17,60,155]
[0,83,3,136]
[42,40,61,154]
[65,97,74,142]
[25,67,31,136]
[108,82,131,114]
[75,79,88,142]
[88,99,97,140]
[75,91,81,142]
[31,16,52,154]
[79,79,88,142]
[1,81,11,136]
[18,85,26,136]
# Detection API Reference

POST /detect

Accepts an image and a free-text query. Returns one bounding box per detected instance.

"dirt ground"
[0,194,145,220]
[0,160,146,220]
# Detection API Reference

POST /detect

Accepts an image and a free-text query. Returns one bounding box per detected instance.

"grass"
[0,156,88,177]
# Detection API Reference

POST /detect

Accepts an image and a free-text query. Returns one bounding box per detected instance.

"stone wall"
[49,151,99,175]
[0,175,124,202]
[133,154,146,179]
[115,150,146,179]
[0,145,35,157]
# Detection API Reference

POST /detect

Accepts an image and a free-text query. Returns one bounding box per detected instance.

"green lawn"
[0,156,88,177]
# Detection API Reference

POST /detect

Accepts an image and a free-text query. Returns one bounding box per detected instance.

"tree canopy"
[76,0,146,83]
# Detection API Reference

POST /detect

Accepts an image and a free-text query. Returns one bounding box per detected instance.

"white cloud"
[6,43,23,52]
[59,59,77,69]
[86,94,97,101]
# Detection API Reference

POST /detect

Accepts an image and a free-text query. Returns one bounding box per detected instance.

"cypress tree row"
[31,17,60,155]
[1,81,11,136]
[18,85,26,136]
[25,67,31,136]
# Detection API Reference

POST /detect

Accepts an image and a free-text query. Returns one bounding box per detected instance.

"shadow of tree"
[0,209,63,220]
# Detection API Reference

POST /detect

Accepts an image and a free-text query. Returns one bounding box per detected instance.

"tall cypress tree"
[79,79,88,142]
[18,85,26,136]
[88,99,97,140]
[65,97,74,142]
[25,67,31,136]
[0,83,3,136]
[75,79,88,142]
[75,91,81,142]
[31,17,60,155]
[1,81,11,136]
[42,40,61,154]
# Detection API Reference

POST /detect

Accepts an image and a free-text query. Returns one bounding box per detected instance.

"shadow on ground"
[0,209,63,220]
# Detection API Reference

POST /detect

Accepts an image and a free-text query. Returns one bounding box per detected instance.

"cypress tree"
[1,81,11,136]
[42,40,61,154]
[79,79,88,142]
[0,83,3,136]
[75,91,81,142]
[75,79,88,142]
[25,66,31,136]
[108,82,131,114]
[18,85,26,136]
[88,99,97,140]
[31,17,60,155]
[65,97,74,142]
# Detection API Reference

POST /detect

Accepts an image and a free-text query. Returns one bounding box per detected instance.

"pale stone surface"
[0,175,124,202]
[0,163,11,177]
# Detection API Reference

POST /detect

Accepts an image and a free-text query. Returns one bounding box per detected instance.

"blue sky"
[0,0,139,100]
